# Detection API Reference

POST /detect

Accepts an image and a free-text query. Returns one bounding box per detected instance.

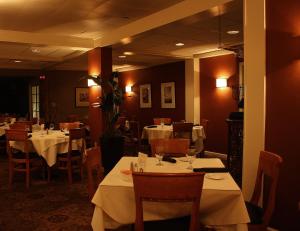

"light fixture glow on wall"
[216,78,227,88]
[87,79,97,87]
[125,85,132,93]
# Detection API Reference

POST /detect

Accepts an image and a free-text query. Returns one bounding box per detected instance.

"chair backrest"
[5,129,29,159]
[68,128,86,155]
[200,119,208,136]
[10,121,33,131]
[59,122,80,130]
[85,146,104,199]
[250,151,283,226]
[132,172,205,231]
[150,138,190,157]
[173,122,193,140]
[153,118,172,125]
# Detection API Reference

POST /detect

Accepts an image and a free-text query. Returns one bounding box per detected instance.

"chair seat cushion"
[246,201,263,224]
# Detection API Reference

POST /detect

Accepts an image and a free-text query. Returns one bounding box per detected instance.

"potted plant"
[85,72,124,174]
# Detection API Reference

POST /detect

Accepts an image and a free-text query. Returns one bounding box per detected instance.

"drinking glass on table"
[49,123,55,133]
[155,145,164,166]
[186,148,196,170]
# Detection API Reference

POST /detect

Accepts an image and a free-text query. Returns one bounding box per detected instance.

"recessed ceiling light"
[226,30,240,35]
[175,42,185,46]
[31,47,40,53]
[14,60,22,63]
[123,51,134,56]
[118,55,126,58]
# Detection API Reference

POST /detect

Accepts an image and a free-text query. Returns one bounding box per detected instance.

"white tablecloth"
[142,125,206,152]
[91,157,249,231]
[11,130,80,167]
[0,124,9,136]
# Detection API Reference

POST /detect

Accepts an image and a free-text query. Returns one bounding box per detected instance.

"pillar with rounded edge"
[88,47,112,144]
[243,0,266,199]
[185,58,200,124]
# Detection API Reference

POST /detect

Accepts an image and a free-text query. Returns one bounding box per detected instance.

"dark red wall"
[118,61,185,129]
[266,0,300,229]
[200,54,238,154]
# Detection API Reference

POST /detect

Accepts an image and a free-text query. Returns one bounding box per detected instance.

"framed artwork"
[161,82,175,108]
[75,87,89,107]
[139,84,152,108]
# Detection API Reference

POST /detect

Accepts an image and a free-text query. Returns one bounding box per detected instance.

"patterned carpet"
[0,155,94,231]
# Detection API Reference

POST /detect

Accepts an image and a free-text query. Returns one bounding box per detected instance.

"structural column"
[243,0,266,199]
[185,58,200,124]
[88,47,112,144]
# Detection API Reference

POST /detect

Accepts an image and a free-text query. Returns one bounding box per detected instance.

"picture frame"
[161,82,175,108]
[139,84,152,108]
[75,87,89,107]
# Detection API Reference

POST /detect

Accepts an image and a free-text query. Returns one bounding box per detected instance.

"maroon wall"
[118,61,185,129]
[44,70,88,123]
[200,54,238,154]
[266,0,300,229]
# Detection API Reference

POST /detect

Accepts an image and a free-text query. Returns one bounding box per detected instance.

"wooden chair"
[6,129,42,188]
[56,128,86,184]
[173,122,193,141]
[59,122,80,130]
[10,121,33,132]
[150,138,190,157]
[153,118,172,125]
[246,151,283,231]
[84,146,104,199]
[199,119,209,157]
[132,172,205,231]
[124,120,141,155]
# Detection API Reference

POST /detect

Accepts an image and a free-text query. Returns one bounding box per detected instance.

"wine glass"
[186,148,196,170]
[49,123,55,131]
[155,145,164,166]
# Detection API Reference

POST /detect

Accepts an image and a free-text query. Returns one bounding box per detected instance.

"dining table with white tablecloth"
[91,157,250,231]
[142,125,206,152]
[11,130,82,166]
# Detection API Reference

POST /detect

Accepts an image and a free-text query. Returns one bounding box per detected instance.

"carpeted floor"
[0,154,94,231]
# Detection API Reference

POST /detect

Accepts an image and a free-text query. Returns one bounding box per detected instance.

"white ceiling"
[0,0,243,71]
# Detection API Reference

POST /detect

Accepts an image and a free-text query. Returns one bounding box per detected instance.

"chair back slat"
[10,121,32,131]
[250,151,283,226]
[132,172,205,231]
[153,118,172,125]
[173,122,193,141]
[59,122,80,130]
[150,138,190,157]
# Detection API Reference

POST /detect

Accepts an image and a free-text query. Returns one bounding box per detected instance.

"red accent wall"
[200,54,238,154]
[118,61,185,129]
[266,0,300,229]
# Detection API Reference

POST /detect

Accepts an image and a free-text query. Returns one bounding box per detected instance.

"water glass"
[186,149,196,170]
[155,146,164,166]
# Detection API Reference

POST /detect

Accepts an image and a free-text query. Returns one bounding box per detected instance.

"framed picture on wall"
[139,84,152,108]
[75,87,89,107]
[161,82,175,108]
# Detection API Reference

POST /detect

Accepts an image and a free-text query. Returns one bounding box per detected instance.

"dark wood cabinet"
[226,118,243,187]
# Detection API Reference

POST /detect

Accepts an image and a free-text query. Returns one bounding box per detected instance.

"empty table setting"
[10,129,81,166]
[91,156,250,231]
[142,124,206,152]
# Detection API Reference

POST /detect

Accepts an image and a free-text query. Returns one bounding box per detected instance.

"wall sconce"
[88,79,98,87]
[216,78,228,88]
[125,85,132,93]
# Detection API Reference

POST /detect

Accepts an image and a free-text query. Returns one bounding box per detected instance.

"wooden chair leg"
[47,166,51,182]
[67,162,73,184]
[26,162,30,189]
[8,162,14,189]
